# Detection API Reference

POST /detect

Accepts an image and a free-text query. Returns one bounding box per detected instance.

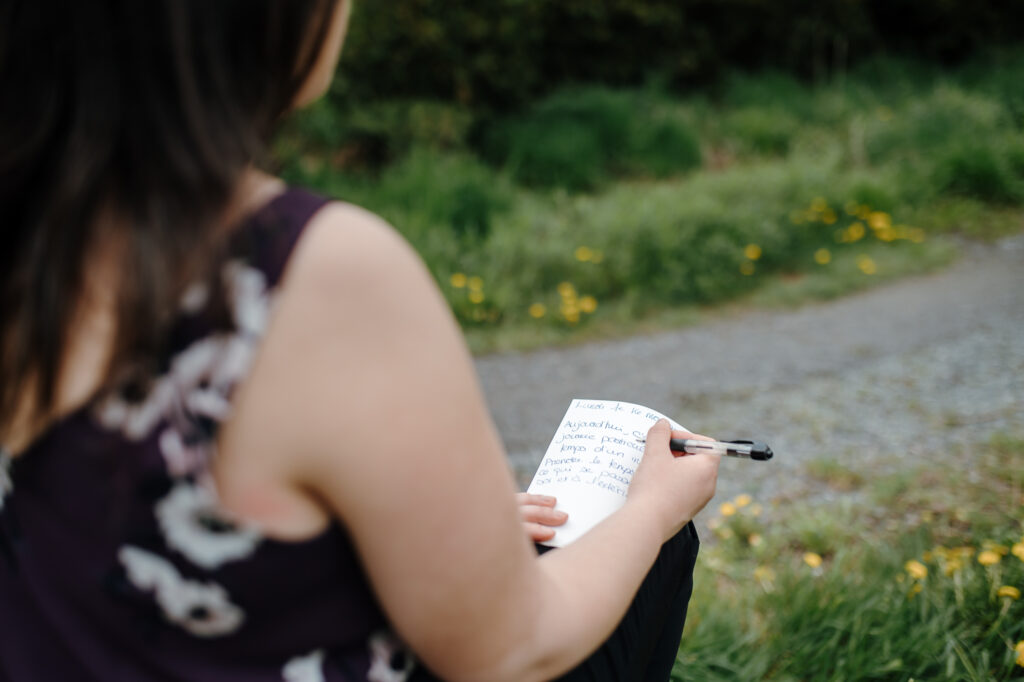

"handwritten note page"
[527,399,685,547]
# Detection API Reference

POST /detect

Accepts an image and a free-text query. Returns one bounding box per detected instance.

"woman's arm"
[217,204,719,682]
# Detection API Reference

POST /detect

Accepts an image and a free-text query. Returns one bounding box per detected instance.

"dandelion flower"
[868,211,892,230]
[1016,640,1024,667]
[748,533,763,547]
[844,200,860,216]
[1012,542,1024,561]
[744,244,762,261]
[814,248,832,265]
[574,246,594,262]
[740,261,755,276]
[810,197,828,212]
[468,290,485,304]
[467,276,484,292]
[857,255,877,275]
[718,527,734,540]
[803,552,823,568]
[904,560,928,580]
[907,582,922,599]
[528,303,546,319]
[557,282,576,299]
[847,222,865,241]
[450,273,467,288]
[822,209,838,225]
[579,296,597,314]
[997,586,1020,600]
[734,494,752,508]
[753,565,774,582]
[719,502,737,517]
[978,550,1001,566]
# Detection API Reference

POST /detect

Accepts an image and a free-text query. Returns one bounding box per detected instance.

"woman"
[0,2,719,680]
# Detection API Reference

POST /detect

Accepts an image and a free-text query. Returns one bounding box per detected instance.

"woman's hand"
[626,420,720,542]
[515,493,568,542]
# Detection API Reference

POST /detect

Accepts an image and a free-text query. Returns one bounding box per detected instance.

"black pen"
[669,438,773,461]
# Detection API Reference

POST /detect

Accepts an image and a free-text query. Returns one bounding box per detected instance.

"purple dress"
[0,189,425,682]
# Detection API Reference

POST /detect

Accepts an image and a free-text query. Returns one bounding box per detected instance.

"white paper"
[527,399,684,547]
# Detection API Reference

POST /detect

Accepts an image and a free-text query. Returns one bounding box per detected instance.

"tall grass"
[275,53,1024,349]
[676,433,1024,681]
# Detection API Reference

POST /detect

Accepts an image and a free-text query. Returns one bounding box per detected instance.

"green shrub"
[934,143,1024,205]
[481,87,701,190]
[718,107,800,157]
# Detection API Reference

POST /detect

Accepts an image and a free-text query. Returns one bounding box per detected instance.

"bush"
[481,87,701,190]
[934,143,1024,205]
[718,107,800,157]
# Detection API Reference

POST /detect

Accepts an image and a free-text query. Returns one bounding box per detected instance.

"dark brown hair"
[0,0,339,441]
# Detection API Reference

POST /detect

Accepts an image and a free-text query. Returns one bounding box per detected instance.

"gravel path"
[476,236,1024,523]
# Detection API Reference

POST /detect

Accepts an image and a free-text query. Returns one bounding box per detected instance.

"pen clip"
[724,439,773,461]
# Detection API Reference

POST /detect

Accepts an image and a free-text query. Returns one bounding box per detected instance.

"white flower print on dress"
[155,481,261,570]
[367,631,416,682]
[223,261,270,337]
[0,449,12,513]
[118,545,244,637]
[158,428,206,478]
[96,333,256,442]
[282,649,325,682]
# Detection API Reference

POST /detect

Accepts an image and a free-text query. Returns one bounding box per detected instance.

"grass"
[274,52,1024,354]
[677,431,1024,680]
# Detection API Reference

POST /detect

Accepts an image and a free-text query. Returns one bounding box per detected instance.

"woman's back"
[0,188,421,681]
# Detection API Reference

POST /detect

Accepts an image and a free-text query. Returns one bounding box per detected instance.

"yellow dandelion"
[718,527,734,540]
[982,541,1009,555]
[814,248,832,265]
[857,255,877,275]
[875,226,895,242]
[810,197,828,212]
[528,303,546,319]
[734,494,752,508]
[868,211,892,230]
[978,550,1001,566]
[748,533,763,547]
[943,558,963,576]
[1011,542,1024,561]
[904,560,928,580]
[847,222,866,241]
[1016,640,1024,667]
[740,261,756,276]
[450,272,467,288]
[720,502,737,517]
[579,296,597,314]
[557,282,576,299]
[803,552,823,568]
[753,565,775,582]
[997,585,1021,600]
[908,582,923,599]
[468,290,485,304]
[822,209,838,225]
[574,246,594,262]
[844,200,860,216]
[744,244,762,261]
[467,275,484,291]
[856,205,872,220]
[922,550,933,562]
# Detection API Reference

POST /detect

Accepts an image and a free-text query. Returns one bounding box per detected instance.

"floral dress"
[0,189,425,682]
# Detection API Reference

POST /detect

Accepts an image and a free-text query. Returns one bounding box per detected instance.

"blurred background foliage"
[273,1,1024,351]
